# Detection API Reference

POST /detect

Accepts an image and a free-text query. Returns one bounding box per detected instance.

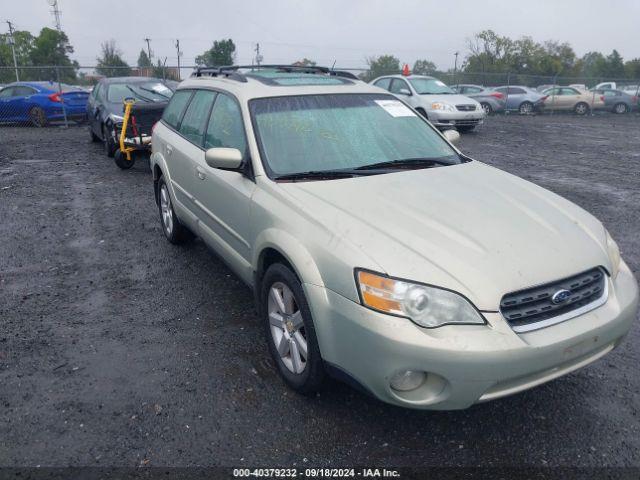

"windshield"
[107,82,173,103]
[250,93,459,178]
[408,78,455,95]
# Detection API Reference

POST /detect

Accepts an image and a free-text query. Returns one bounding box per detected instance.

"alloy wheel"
[159,184,174,235]
[614,103,627,114]
[268,282,307,374]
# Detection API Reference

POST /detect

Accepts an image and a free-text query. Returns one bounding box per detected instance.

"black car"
[87,77,174,157]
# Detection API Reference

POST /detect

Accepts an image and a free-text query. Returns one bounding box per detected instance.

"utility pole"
[175,39,182,79]
[48,0,63,32]
[6,20,19,81]
[254,43,263,66]
[144,37,152,62]
[453,51,459,87]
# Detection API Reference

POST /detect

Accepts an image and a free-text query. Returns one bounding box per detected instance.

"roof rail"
[191,64,359,82]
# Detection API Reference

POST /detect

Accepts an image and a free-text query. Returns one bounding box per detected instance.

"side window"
[204,93,247,153]
[91,83,101,99]
[508,87,525,95]
[495,87,507,94]
[389,79,410,95]
[178,90,217,145]
[0,87,14,98]
[374,78,391,91]
[162,90,193,129]
[467,86,482,94]
[13,86,35,97]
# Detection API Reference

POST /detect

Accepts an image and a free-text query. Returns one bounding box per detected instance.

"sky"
[3,0,640,73]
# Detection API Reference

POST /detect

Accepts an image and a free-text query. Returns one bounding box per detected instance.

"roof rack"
[191,64,359,82]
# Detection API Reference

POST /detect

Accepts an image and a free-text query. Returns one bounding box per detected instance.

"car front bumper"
[428,110,485,128]
[306,260,638,410]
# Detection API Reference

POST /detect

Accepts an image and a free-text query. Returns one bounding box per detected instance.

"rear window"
[162,90,192,129]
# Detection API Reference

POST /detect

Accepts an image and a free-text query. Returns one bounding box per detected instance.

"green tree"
[580,51,607,78]
[624,58,640,79]
[605,49,625,78]
[195,39,236,67]
[0,30,35,82]
[28,27,78,81]
[363,54,400,81]
[412,59,438,76]
[137,49,152,68]
[96,40,131,77]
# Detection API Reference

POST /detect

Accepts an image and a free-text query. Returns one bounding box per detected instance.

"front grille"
[456,104,477,111]
[452,119,481,126]
[500,267,607,332]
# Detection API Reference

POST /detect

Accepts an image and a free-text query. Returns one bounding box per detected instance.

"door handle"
[165,144,173,156]
[196,166,206,180]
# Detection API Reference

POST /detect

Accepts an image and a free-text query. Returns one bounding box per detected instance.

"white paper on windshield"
[374,99,416,117]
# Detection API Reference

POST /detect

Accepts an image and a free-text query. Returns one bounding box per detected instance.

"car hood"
[420,93,480,105]
[280,161,611,310]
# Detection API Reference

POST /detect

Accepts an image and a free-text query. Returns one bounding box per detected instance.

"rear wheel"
[157,176,191,244]
[574,102,590,115]
[261,263,324,394]
[613,102,628,114]
[518,101,534,115]
[480,102,492,115]
[29,107,47,127]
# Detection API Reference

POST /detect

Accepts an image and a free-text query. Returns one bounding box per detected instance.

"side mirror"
[443,129,461,145]
[205,147,243,170]
[398,88,412,96]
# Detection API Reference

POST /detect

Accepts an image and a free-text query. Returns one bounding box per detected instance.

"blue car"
[0,81,89,127]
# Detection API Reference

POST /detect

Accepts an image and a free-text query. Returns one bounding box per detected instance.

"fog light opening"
[390,370,427,392]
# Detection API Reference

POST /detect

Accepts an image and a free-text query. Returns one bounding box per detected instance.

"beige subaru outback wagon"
[150,65,638,410]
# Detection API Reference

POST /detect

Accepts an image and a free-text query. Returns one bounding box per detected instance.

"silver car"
[150,66,638,410]
[371,75,485,132]
[452,84,506,115]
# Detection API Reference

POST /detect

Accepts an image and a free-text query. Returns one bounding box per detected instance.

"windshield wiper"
[126,85,154,102]
[138,86,171,99]
[275,170,367,181]
[354,157,454,171]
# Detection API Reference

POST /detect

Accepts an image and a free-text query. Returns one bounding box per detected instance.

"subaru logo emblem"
[551,289,572,304]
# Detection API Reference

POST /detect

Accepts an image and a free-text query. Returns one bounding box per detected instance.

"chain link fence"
[1,65,639,128]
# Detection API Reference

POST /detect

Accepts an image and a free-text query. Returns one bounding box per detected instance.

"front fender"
[253,228,324,288]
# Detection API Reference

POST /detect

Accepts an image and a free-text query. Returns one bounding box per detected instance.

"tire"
[102,124,116,157]
[29,107,48,128]
[89,126,100,142]
[261,263,325,394]
[518,101,534,115]
[114,149,135,170]
[457,125,476,133]
[415,107,429,120]
[480,102,492,115]
[574,102,590,115]
[613,103,628,114]
[157,176,191,244]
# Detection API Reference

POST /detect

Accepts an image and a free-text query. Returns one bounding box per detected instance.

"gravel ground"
[0,114,639,469]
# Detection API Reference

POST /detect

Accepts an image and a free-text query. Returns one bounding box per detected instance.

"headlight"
[430,102,455,112]
[355,270,485,328]
[605,230,621,277]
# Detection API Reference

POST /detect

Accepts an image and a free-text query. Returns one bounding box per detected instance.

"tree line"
[2,26,639,85]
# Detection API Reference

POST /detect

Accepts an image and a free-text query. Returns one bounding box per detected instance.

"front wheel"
[102,124,116,157]
[574,102,590,115]
[114,149,134,169]
[261,263,325,394]
[480,102,492,115]
[29,107,48,127]
[518,101,534,115]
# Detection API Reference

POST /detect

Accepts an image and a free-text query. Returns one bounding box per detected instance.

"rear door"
[192,92,256,282]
